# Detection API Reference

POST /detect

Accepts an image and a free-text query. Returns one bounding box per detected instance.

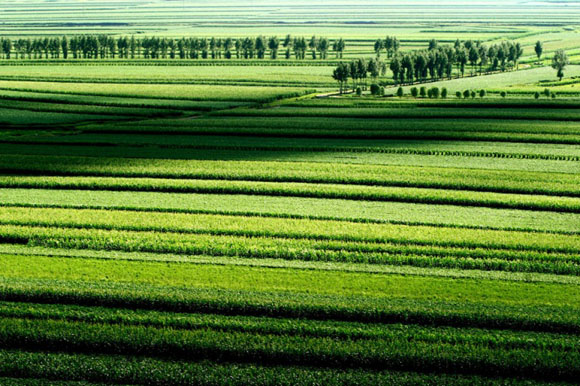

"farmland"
[1,0,580,385]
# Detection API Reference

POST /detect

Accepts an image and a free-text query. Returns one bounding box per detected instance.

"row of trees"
[0,35,346,60]
[388,40,525,85]
[332,58,389,93]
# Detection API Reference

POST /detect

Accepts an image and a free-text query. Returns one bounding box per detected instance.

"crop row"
[0,99,179,118]
[79,127,580,145]
[0,316,578,381]
[215,107,580,121]
[4,301,578,352]
[1,207,577,253]
[0,82,316,102]
[97,116,580,136]
[1,176,578,213]
[0,271,578,333]
[4,143,578,175]
[285,98,580,109]
[2,155,577,197]
[0,90,248,111]
[0,108,122,127]
[1,225,577,275]
[0,350,539,386]
[9,134,580,160]
[1,188,578,233]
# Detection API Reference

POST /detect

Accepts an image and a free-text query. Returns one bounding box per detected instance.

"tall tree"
[535,41,543,63]
[308,36,317,59]
[551,49,569,81]
[268,36,279,59]
[374,39,384,58]
[332,62,350,94]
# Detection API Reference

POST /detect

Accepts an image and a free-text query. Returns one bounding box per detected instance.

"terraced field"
[0,63,579,384]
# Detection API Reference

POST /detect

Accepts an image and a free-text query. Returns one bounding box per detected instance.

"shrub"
[419,87,427,98]
[441,88,448,98]
[356,87,362,96]
[410,87,419,98]
[463,90,471,98]
[500,91,507,98]
[479,89,486,98]
[534,91,540,99]
[427,89,433,98]
[431,87,440,99]
[370,84,381,96]
[396,87,404,97]
[551,92,557,99]
[455,91,462,99]
[544,88,551,98]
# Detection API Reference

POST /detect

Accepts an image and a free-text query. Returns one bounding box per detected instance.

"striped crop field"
[1,1,580,384]
[1,80,580,385]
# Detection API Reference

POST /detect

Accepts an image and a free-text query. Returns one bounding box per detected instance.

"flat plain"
[0,0,579,385]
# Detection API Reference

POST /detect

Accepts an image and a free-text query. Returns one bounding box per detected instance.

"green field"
[1,0,580,385]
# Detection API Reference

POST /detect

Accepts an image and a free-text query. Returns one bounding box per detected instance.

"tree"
[389,57,401,85]
[428,39,438,51]
[367,59,380,82]
[332,63,350,94]
[551,49,569,81]
[374,39,384,58]
[333,38,345,59]
[397,87,404,97]
[317,38,329,59]
[544,88,551,98]
[479,89,486,98]
[268,36,279,59]
[309,36,317,59]
[535,41,543,63]
[534,91,540,99]
[419,86,427,98]
[456,91,462,98]
[61,36,68,59]
[255,36,266,59]
[468,46,479,75]
[457,49,467,77]
[500,91,507,98]
[410,87,418,97]
[463,90,471,98]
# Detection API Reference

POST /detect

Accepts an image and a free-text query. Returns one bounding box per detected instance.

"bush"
[441,88,448,99]
[500,91,507,98]
[370,84,381,96]
[534,91,540,99]
[463,90,471,98]
[420,87,427,98]
[544,88,551,98]
[410,87,419,98]
[455,91,462,99]
[551,92,557,99]
[396,87,404,97]
[430,87,440,99]
[356,87,362,96]
[479,89,486,98]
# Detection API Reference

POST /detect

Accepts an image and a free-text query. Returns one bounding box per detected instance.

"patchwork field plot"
[1,0,580,384]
